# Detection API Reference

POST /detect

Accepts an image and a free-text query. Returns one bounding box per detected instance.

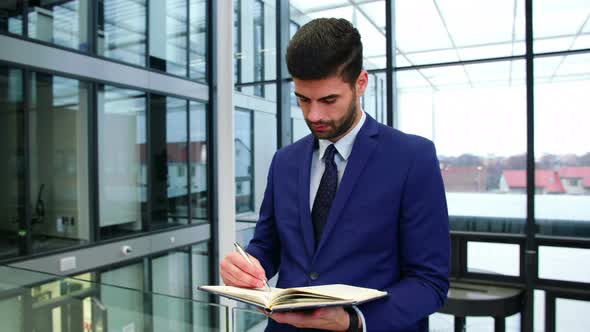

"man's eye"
[298,98,310,104]
[323,99,336,104]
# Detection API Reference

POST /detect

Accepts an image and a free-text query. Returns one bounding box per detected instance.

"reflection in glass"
[98,0,147,66]
[535,54,590,237]
[0,0,24,34]
[150,95,189,228]
[235,109,253,214]
[98,85,146,240]
[235,0,277,93]
[397,60,527,233]
[28,0,89,51]
[0,67,24,260]
[190,101,208,222]
[190,0,208,82]
[29,73,90,252]
[149,0,188,76]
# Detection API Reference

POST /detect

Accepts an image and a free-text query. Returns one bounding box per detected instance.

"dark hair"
[286,18,362,85]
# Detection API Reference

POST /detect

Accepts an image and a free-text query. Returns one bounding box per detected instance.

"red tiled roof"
[440,165,487,192]
[139,141,207,163]
[558,166,590,187]
[502,170,565,193]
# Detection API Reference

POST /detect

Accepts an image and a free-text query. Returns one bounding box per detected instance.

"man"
[221,18,450,332]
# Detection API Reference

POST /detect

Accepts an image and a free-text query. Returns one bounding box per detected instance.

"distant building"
[557,166,590,195]
[440,165,487,192]
[499,170,565,194]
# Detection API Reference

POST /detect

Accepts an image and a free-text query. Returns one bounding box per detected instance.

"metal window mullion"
[145,92,152,232]
[186,0,191,79]
[146,0,150,68]
[144,257,154,332]
[23,0,29,37]
[186,100,192,225]
[89,82,99,242]
[276,0,291,148]
[385,0,397,128]
[23,67,32,256]
[208,0,220,287]
[524,0,537,331]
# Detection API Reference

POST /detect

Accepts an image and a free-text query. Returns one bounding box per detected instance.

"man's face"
[293,72,367,142]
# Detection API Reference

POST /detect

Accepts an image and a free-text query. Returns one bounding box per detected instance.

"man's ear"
[355,70,369,96]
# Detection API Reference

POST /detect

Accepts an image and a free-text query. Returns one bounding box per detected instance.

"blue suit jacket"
[247,114,450,332]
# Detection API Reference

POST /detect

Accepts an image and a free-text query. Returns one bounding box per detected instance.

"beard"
[306,90,358,141]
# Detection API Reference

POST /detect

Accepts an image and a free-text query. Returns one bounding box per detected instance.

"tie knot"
[323,144,337,162]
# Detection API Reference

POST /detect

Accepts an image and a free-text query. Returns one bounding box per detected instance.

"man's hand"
[263,307,355,331]
[220,251,267,288]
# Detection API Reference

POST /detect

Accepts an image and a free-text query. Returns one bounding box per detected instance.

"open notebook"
[198,284,387,313]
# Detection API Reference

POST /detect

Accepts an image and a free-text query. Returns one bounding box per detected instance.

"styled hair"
[286,18,363,85]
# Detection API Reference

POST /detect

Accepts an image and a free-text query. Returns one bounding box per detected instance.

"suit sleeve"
[245,154,281,280]
[359,139,450,331]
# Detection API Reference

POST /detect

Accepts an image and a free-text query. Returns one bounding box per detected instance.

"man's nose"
[306,103,324,122]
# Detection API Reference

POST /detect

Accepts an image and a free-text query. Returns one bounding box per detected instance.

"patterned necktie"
[312,144,338,245]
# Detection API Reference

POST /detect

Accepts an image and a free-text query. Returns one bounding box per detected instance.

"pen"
[233,242,271,292]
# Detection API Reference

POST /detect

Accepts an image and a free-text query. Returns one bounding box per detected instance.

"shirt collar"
[318,111,366,161]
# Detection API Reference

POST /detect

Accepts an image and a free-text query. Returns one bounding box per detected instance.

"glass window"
[539,246,590,283]
[150,95,189,229]
[98,0,147,66]
[395,0,524,66]
[236,85,278,219]
[362,72,387,124]
[0,0,24,34]
[235,0,277,92]
[290,0,386,70]
[98,85,147,240]
[396,60,527,233]
[27,0,89,51]
[189,0,207,82]
[29,73,90,253]
[467,241,520,276]
[101,263,146,331]
[189,101,208,222]
[152,251,190,331]
[534,0,590,53]
[235,109,253,214]
[535,53,590,238]
[556,298,590,331]
[0,67,24,260]
[149,0,188,77]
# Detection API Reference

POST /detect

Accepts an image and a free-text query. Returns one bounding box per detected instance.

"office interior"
[0,0,589,331]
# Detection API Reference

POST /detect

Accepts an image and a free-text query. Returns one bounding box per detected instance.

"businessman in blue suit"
[221,18,450,332]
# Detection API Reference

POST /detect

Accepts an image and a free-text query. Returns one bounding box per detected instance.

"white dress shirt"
[308,110,368,331]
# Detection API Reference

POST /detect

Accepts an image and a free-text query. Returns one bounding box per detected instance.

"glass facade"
[148,0,188,76]
[534,53,590,238]
[190,0,208,82]
[235,109,253,214]
[0,67,24,260]
[29,73,91,252]
[1,1,589,331]
[0,1,24,35]
[190,101,209,221]
[98,0,147,66]
[98,85,147,239]
[28,0,89,51]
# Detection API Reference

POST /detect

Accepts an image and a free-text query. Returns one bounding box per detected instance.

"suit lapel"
[314,115,380,259]
[298,135,316,259]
